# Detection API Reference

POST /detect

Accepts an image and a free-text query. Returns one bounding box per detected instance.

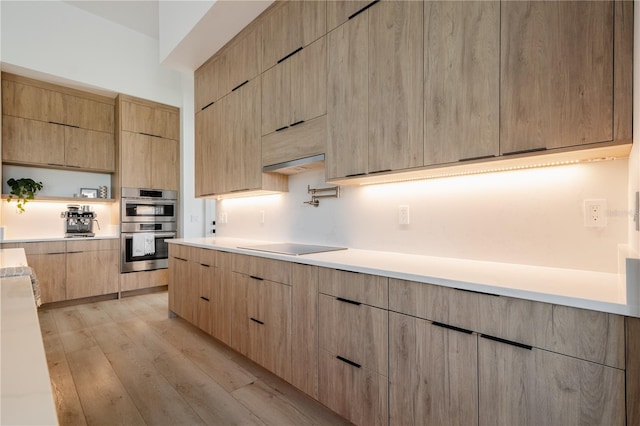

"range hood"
[262,154,325,175]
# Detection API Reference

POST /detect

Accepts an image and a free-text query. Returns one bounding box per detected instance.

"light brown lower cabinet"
[478,336,625,425]
[25,251,66,304]
[389,312,478,426]
[168,249,190,318]
[120,269,169,292]
[65,240,118,300]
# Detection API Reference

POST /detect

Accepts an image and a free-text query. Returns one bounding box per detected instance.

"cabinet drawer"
[3,241,66,255]
[66,239,118,252]
[319,293,387,375]
[169,244,193,261]
[233,254,291,285]
[120,269,169,292]
[319,268,388,308]
[390,278,625,368]
[319,349,388,426]
[262,115,326,167]
[192,247,216,267]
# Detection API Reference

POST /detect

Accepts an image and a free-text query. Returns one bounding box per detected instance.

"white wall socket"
[398,205,410,225]
[220,211,228,224]
[584,199,607,228]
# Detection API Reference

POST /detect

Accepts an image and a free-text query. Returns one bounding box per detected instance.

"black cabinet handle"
[336,355,361,369]
[275,126,289,132]
[480,334,532,351]
[46,252,66,255]
[200,296,210,302]
[336,297,361,306]
[47,163,65,167]
[229,188,250,193]
[139,132,163,139]
[200,263,210,268]
[290,120,305,127]
[345,173,366,178]
[249,275,264,281]
[250,317,264,325]
[459,155,496,162]
[432,321,473,335]
[174,257,187,262]
[48,121,80,129]
[201,101,215,111]
[277,46,303,64]
[348,0,380,20]
[502,147,547,156]
[368,169,391,175]
[232,80,249,92]
[454,287,500,297]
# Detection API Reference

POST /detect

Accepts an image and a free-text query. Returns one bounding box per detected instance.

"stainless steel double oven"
[120,188,177,273]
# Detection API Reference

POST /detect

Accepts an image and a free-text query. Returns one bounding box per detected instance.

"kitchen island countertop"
[168,237,640,318]
[2,235,119,243]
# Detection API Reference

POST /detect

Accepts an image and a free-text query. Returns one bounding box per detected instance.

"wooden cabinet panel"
[261,58,291,135]
[368,0,423,173]
[65,249,118,300]
[326,1,370,32]
[318,349,387,426]
[319,268,387,309]
[151,137,180,191]
[195,55,227,112]
[424,1,499,165]
[65,95,114,134]
[261,1,326,72]
[233,254,291,285]
[258,278,292,381]
[389,313,478,426]
[66,239,118,252]
[169,255,189,317]
[2,115,65,166]
[14,241,66,255]
[326,12,368,180]
[27,253,66,304]
[196,263,214,334]
[120,101,179,140]
[500,1,614,154]
[478,337,625,426]
[212,252,232,345]
[291,264,319,399]
[2,80,64,123]
[120,131,152,189]
[119,269,169,292]
[319,294,387,375]
[290,36,327,126]
[230,272,254,356]
[262,115,327,168]
[65,127,115,172]
[226,26,262,94]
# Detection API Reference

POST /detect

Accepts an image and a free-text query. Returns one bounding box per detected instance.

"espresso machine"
[61,204,100,237]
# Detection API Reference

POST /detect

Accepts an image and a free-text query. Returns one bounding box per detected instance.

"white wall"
[159,0,215,65]
[631,2,640,255]
[217,159,629,273]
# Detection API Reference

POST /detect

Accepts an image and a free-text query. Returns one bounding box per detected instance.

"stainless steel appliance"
[61,204,100,238]
[238,243,347,256]
[120,188,177,273]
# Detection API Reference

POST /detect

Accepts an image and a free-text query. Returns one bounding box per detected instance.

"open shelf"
[1,194,115,203]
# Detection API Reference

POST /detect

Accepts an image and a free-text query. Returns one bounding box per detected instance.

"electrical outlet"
[259,210,265,224]
[584,199,607,228]
[220,211,228,224]
[398,205,410,225]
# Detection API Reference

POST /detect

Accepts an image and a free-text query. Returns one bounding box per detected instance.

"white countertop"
[169,237,640,318]
[1,250,58,425]
[0,247,28,270]
[2,235,119,243]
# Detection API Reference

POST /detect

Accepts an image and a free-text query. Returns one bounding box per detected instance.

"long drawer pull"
[345,172,366,178]
[139,132,163,139]
[250,317,264,325]
[336,297,361,306]
[275,126,289,132]
[49,121,80,129]
[232,80,249,92]
[432,321,473,335]
[47,163,65,167]
[290,120,305,127]
[201,101,215,111]
[174,257,187,262]
[66,251,82,254]
[454,287,500,297]
[459,154,496,162]
[46,252,66,255]
[277,46,303,64]
[200,296,210,302]
[480,334,532,351]
[200,263,210,268]
[502,147,547,156]
[249,275,264,281]
[348,0,380,20]
[336,355,361,369]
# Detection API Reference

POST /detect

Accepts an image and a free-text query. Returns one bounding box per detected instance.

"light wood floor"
[38,291,350,426]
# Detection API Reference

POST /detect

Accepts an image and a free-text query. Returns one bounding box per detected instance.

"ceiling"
[64,1,160,39]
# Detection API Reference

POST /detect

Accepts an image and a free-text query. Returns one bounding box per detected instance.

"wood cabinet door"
[226,26,262,94]
[326,11,368,180]
[65,127,115,172]
[169,255,189,317]
[27,253,66,304]
[211,253,232,345]
[261,1,326,72]
[478,336,625,426]
[257,279,292,381]
[195,108,214,196]
[424,1,499,165]
[196,263,214,334]
[389,313,478,426]
[2,116,65,166]
[120,131,152,189]
[121,101,179,140]
[500,1,614,154]
[291,264,319,399]
[230,273,258,357]
[65,249,118,300]
[64,95,114,133]
[290,36,327,127]
[151,137,180,191]
[368,0,423,173]
[2,80,64,123]
[195,55,227,112]
[261,59,291,136]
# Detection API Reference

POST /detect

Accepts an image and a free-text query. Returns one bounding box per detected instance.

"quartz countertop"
[1,249,58,425]
[2,235,119,243]
[168,237,639,318]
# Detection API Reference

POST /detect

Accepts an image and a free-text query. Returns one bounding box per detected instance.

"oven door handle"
[123,233,176,239]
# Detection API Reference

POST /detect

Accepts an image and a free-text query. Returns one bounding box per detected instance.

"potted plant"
[6,178,43,213]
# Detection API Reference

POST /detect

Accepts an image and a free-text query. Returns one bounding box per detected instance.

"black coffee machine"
[61,204,99,237]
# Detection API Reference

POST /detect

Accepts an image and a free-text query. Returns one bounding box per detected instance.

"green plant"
[6,178,43,213]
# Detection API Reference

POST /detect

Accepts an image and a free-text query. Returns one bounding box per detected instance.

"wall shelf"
[1,194,115,203]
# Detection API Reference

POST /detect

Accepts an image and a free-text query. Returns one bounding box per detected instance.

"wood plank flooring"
[38,291,350,426]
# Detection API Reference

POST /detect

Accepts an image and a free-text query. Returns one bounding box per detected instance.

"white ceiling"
[64,0,160,39]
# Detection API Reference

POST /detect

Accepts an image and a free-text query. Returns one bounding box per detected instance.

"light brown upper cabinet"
[327,0,423,180]
[424,2,499,166]
[326,1,372,33]
[120,131,179,191]
[194,55,227,112]
[120,101,179,141]
[261,36,327,136]
[260,1,326,72]
[500,1,626,155]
